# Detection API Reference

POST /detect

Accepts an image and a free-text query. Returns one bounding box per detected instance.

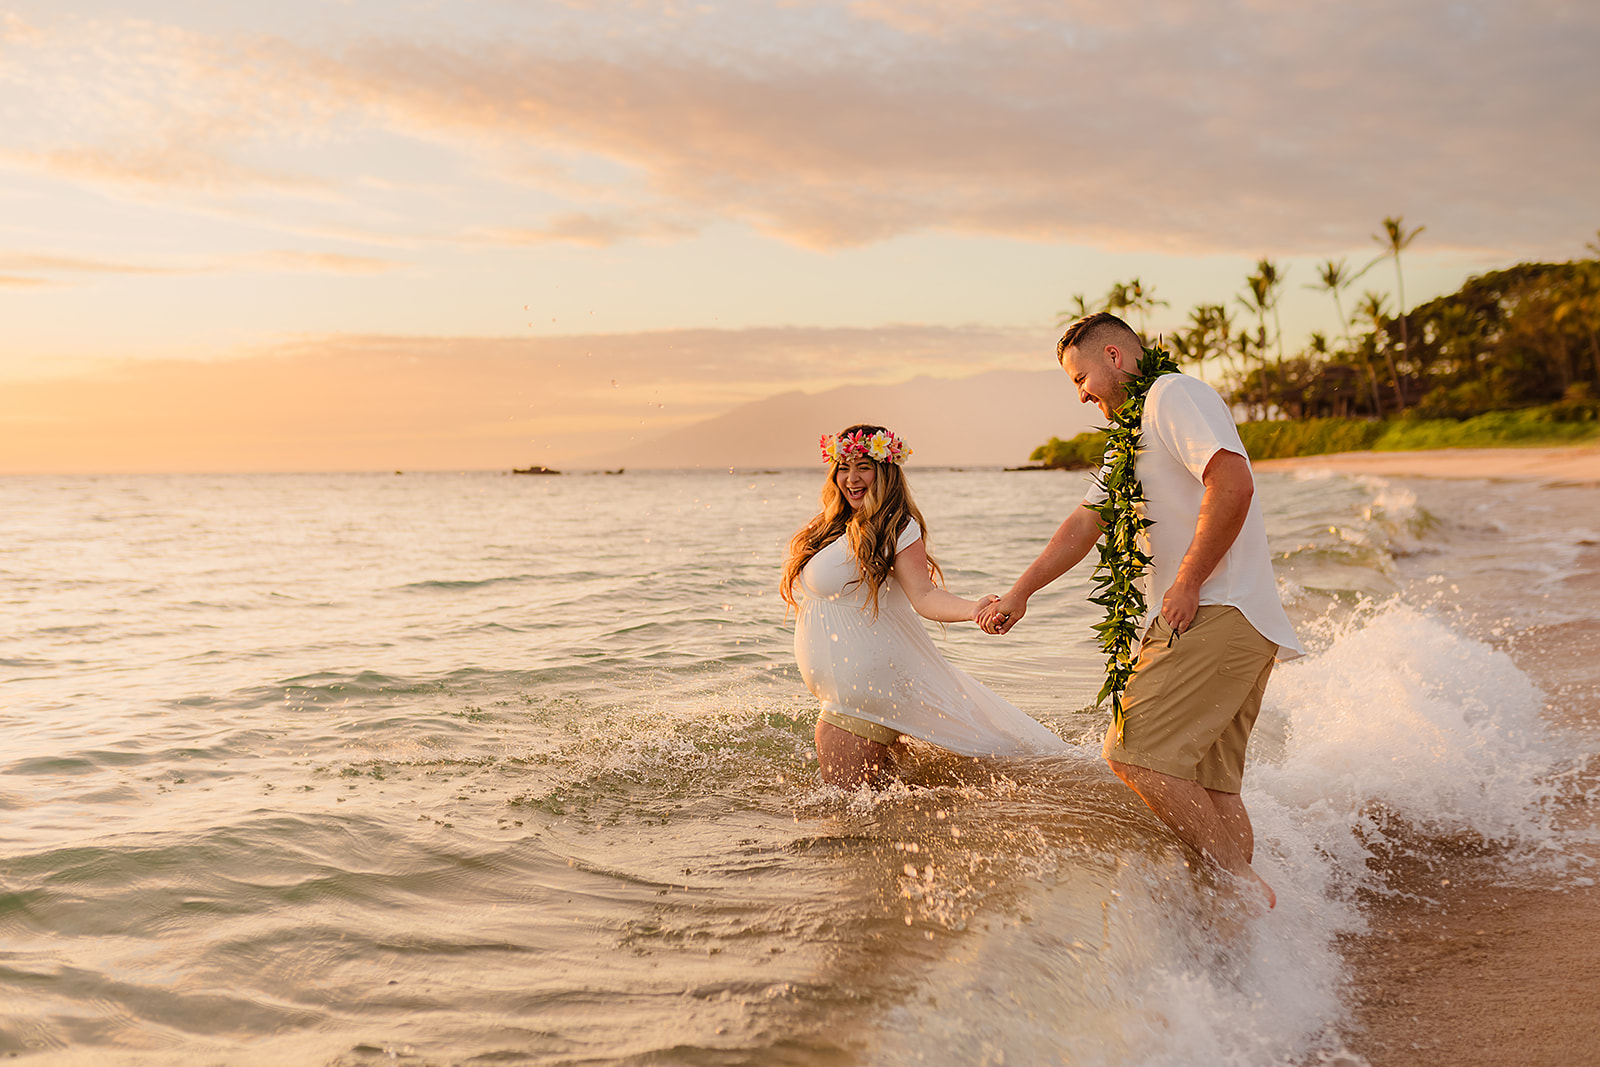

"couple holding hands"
[780,312,1303,909]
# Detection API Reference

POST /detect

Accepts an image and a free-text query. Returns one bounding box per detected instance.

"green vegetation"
[1032,224,1600,464]
[1030,431,1108,469]
[1232,418,1387,459]
[1237,401,1598,460]
[1036,402,1597,469]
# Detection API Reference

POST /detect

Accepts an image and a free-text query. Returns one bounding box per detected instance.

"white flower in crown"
[820,427,911,464]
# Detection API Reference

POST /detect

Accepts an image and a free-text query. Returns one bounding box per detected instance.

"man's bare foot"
[1234,865,1276,915]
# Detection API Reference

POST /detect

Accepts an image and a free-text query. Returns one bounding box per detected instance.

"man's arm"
[1161,448,1253,633]
[979,503,1105,634]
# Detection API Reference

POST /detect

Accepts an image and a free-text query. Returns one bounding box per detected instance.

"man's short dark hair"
[1056,311,1142,363]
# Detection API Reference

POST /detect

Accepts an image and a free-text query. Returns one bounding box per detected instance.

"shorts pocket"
[1140,615,1170,650]
[1216,621,1276,680]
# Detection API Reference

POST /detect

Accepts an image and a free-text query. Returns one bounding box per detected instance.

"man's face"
[1060,343,1132,420]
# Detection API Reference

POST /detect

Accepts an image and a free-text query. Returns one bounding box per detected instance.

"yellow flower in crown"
[819,427,912,465]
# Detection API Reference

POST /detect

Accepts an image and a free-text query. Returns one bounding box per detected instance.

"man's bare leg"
[815,720,903,789]
[1208,787,1255,864]
[1109,759,1275,910]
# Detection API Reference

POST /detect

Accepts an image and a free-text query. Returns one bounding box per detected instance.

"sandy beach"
[1255,442,1600,486]
[1263,444,1600,1065]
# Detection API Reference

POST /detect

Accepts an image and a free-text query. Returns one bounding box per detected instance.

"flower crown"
[819,428,913,465]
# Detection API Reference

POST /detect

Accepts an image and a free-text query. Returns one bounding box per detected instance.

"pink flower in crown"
[819,427,911,464]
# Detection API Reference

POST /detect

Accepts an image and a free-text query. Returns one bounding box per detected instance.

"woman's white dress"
[793,523,1068,757]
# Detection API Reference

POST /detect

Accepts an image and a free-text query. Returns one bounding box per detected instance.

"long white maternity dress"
[793,522,1069,757]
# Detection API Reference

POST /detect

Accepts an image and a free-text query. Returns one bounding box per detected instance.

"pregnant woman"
[780,424,1067,787]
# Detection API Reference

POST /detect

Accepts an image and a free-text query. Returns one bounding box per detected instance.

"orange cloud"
[486,212,695,247]
[245,250,404,273]
[30,142,322,194]
[0,249,395,286]
[0,10,40,43]
[0,325,1044,473]
[305,4,1600,255]
[0,252,177,275]
[3,3,1595,258]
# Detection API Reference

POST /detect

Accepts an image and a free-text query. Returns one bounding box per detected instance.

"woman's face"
[835,457,876,510]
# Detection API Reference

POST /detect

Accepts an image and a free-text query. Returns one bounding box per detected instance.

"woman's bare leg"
[815,719,902,788]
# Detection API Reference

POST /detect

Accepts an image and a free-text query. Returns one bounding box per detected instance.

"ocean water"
[2,466,1596,1066]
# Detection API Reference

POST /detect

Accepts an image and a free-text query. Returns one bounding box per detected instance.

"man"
[979,312,1302,909]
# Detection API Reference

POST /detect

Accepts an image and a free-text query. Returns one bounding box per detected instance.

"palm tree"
[1231,323,1271,419]
[1306,258,1364,350]
[1125,277,1170,337]
[1358,289,1406,412]
[1103,281,1133,321]
[1256,259,1288,364]
[1239,262,1285,415]
[1372,216,1425,410]
[1188,303,1234,379]
[1307,257,1380,414]
[1173,304,1209,372]
[1171,305,1210,371]
[1054,292,1097,329]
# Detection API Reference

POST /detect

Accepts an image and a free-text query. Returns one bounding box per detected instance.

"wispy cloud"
[27,142,324,194]
[0,252,178,275]
[0,10,38,41]
[486,212,695,248]
[0,249,399,284]
[244,250,404,274]
[2,2,1594,256]
[0,250,180,287]
[0,15,332,192]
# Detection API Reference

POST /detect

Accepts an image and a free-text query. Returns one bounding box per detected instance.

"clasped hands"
[974,584,1200,637]
[973,594,1024,636]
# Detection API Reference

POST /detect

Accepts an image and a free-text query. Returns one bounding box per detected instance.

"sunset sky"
[2,0,1596,472]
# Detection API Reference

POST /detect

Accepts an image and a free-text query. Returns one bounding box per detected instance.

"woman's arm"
[891,537,994,624]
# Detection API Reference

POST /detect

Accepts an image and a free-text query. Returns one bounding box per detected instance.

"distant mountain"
[572,369,1100,469]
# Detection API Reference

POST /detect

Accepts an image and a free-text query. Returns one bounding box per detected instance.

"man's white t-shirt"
[1085,373,1304,660]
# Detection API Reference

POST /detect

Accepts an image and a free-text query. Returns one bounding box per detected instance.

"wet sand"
[1255,442,1600,486]
[1265,444,1600,1065]
[1343,876,1600,1066]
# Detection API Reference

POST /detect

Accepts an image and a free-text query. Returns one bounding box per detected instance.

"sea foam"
[874,597,1579,1067]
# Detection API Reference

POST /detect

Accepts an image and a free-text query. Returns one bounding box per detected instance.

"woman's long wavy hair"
[780,424,942,617]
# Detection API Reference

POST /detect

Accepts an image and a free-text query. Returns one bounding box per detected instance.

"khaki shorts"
[1102,604,1277,794]
[817,706,902,747]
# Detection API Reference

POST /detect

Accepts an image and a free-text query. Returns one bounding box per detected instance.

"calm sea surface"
[2,467,1597,1065]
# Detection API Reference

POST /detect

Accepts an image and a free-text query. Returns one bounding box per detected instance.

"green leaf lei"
[1083,343,1183,739]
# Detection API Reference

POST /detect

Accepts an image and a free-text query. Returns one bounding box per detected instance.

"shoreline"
[1254,442,1600,485]
[1340,874,1600,1065]
[1256,451,1600,1064]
